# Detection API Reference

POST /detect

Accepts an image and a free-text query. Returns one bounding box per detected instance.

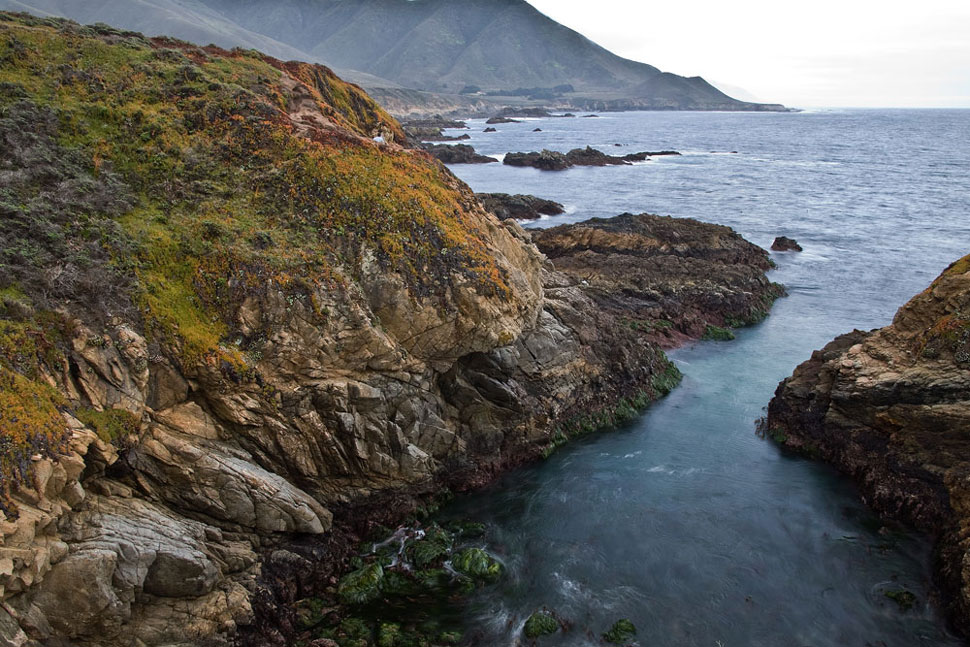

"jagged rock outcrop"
[476,193,565,221]
[400,117,468,142]
[504,147,680,171]
[532,213,785,345]
[419,143,497,164]
[766,255,970,634]
[771,236,802,252]
[0,13,782,647]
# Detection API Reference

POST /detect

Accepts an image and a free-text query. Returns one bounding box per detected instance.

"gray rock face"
[0,208,783,646]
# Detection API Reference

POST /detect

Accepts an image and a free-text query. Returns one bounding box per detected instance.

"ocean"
[436,109,970,646]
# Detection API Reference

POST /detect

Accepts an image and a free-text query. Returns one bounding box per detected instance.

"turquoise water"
[438,109,970,645]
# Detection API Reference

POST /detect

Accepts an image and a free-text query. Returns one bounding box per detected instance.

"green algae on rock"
[885,589,918,611]
[602,618,637,644]
[338,563,385,605]
[702,324,736,341]
[523,610,559,638]
[298,524,502,646]
[451,547,502,581]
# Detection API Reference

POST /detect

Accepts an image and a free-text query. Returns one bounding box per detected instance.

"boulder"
[476,193,565,221]
[420,143,497,164]
[771,236,802,251]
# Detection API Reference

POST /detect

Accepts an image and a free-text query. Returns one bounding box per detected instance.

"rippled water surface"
[436,109,970,646]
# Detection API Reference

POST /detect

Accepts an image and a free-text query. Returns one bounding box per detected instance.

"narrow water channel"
[436,109,970,646]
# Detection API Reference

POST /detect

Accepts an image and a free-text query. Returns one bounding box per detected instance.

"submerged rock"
[885,589,918,611]
[485,116,520,124]
[766,254,970,633]
[483,126,497,132]
[523,611,559,638]
[602,618,636,644]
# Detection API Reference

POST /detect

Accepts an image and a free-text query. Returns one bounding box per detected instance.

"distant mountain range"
[1,0,785,113]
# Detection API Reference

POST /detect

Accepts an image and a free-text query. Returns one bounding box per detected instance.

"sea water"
[437,109,970,646]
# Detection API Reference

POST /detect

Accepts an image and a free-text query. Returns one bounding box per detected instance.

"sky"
[525,0,970,108]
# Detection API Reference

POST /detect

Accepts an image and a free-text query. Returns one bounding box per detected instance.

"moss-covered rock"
[523,611,559,638]
[702,324,736,341]
[602,618,637,644]
[337,563,385,605]
[885,589,917,611]
[451,547,502,581]
[377,621,402,647]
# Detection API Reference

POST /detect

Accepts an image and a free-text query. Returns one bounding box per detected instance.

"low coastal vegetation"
[0,11,510,511]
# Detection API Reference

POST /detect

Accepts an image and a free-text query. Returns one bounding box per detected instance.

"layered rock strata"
[767,255,970,634]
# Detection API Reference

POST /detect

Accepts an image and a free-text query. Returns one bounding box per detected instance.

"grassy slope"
[0,11,510,511]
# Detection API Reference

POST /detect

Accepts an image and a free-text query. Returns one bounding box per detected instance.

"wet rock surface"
[400,117,468,142]
[504,146,681,170]
[766,255,970,634]
[771,236,802,251]
[420,143,497,164]
[476,193,565,221]
[531,213,785,345]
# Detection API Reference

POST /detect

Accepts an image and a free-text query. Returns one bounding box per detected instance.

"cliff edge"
[767,255,970,635]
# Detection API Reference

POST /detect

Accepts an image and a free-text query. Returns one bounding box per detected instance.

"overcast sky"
[525,0,970,108]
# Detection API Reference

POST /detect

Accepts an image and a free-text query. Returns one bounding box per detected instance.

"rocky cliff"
[0,13,780,647]
[532,214,784,346]
[767,255,970,635]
